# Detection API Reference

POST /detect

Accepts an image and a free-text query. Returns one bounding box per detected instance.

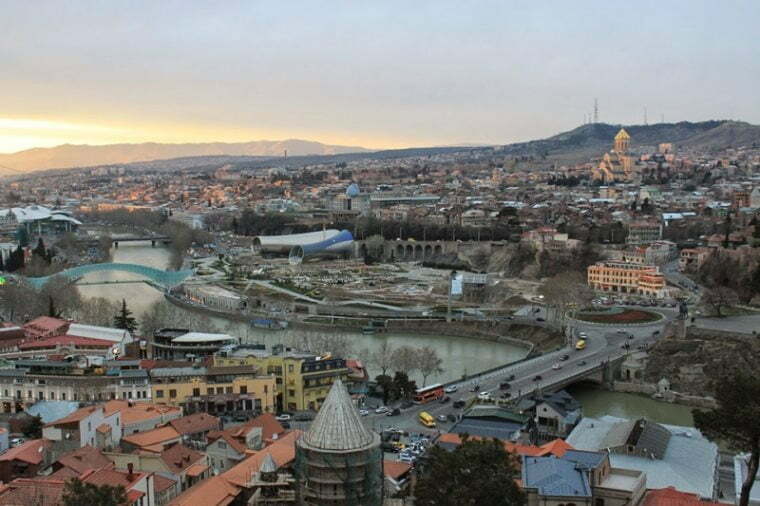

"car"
[507,374,515,381]
[386,408,401,417]
[536,317,545,322]
[275,414,291,422]
[499,392,511,399]
[359,409,369,416]
[398,453,415,464]
[470,384,480,393]
[437,414,448,422]
[578,360,587,366]
[499,382,511,390]
[578,332,588,338]
[453,400,466,409]
[10,437,24,448]
[444,385,458,394]
[440,395,451,404]
[375,406,390,414]
[447,413,457,422]
[533,374,542,381]
[552,363,562,370]
[559,354,570,361]
[477,391,492,401]
[652,330,661,336]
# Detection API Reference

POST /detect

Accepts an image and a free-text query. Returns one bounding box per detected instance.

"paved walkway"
[692,314,760,334]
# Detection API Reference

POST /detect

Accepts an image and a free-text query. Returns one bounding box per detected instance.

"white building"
[42,404,123,451]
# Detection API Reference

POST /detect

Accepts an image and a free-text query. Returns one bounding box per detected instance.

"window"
[239,386,247,394]
[207,388,214,395]
[116,417,120,426]
[61,393,66,401]
[218,441,227,449]
[225,387,232,394]
[3,390,7,397]
[156,390,164,398]
[193,388,200,396]
[216,387,223,394]
[50,392,55,400]
[264,385,268,394]
[169,389,177,399]
[289,389,295,397]
[27,391,32,399]
[288,365,294,373]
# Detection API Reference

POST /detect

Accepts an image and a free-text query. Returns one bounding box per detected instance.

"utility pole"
[593,98,599,124]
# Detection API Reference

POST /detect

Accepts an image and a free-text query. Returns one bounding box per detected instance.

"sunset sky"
[2,0,759,154]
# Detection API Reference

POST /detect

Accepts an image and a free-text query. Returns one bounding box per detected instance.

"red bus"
[414,383,444,404]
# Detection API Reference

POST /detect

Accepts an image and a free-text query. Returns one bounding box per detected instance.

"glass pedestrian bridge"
[24,263,194,289]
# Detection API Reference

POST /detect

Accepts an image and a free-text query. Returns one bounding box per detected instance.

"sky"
[1,0,759,153]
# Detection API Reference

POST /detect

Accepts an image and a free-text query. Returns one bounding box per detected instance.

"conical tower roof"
[301,379,375,451]
[614,128,631,140]
[260,453,277,474]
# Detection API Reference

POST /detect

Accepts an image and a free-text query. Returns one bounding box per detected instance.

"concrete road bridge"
[355,239,509,261]
[24,263,193,289]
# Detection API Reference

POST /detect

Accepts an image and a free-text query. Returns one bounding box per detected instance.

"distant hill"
[498,120,760,158]
[0,139,371,173]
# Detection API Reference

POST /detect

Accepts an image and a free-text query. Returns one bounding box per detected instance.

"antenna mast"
[593,98,599,124]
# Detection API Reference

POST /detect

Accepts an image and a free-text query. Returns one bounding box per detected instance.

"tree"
[113,299,138,334]
[375,374,394,404]
[415,346,443,387]
[32,237,47,262]
[693,373,760,506]
[414,437,526,506]
[703,286,738,317]
[61,478,127,506]
[21,415,43,438]
[369,340,395,377]
[391,371,417,401]
[539,271,593,330]
[391,345,418,376]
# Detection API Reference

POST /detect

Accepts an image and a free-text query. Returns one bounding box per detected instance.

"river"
[76,242,529,384]
[76,243,698,426]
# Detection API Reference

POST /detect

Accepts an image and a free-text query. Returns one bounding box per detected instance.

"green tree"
[375,374,394,404]
[693,373,760,506]
[21,415,43,438]
[391,371,417,401]
[113,299,138,334]
[32,237,47,262]
[415,437,526,506]
[61,478,127,506]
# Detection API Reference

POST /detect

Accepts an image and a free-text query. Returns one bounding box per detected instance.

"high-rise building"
[295,379,382,505]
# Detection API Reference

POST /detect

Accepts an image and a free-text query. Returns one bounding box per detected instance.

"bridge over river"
[24,262,193,289]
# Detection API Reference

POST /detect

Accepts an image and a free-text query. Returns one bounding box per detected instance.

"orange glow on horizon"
[0,116,426,154]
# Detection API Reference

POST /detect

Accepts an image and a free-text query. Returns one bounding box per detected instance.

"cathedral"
[593,128,635,183]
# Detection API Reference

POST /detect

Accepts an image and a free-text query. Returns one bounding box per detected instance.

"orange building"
[587,261,666,298]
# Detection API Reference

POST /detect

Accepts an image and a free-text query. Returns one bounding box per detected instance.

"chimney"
[127,463,134,480]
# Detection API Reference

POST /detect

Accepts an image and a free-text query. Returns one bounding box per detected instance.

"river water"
[76,242,528,385]
[76,242,697,426]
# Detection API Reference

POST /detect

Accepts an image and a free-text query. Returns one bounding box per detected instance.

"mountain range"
[0,139,370,173]
[1,120,759,175]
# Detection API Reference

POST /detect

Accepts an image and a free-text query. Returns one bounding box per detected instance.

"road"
[358,306,677,436]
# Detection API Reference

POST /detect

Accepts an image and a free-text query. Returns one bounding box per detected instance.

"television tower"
[593,98,598,123]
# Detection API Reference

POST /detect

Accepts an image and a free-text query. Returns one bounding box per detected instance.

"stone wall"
[612,381,716,409]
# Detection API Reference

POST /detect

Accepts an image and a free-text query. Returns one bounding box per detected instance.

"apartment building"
[587,261,666,298]
[150,365,276,417]
[213,346,351,412]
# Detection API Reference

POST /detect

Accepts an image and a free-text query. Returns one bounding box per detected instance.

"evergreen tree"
[32,237,46,259]
[113,299,138,334]
[62,479,127,506]
[415,437,526,506]
[48,296,61,318]
[0,254,4,272]
[693,373,760,506]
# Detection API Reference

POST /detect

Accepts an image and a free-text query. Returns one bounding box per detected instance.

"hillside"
[0,139,371,173]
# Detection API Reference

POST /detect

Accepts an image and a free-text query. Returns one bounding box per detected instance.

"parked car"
[444,385,458,393]
[533,374,542,381]
[499,392,511,399]
[477,391,492,401]
[559,354,570,361]
[578,360,587,366]
[386,408,401,417]
[552,363,562,370]
[280,421,291,429]
[453,400,466,409]
[437,414,448,422]
[440,395,451,403]
[275,414,291,422]
[499,382,511,390]
[359,409,369,416]
[506,374,515,381]
[470,384,480,392]
[375,406,390,414]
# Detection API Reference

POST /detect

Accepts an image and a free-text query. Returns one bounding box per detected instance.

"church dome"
[346,183,361,198]
[615,128,631,140]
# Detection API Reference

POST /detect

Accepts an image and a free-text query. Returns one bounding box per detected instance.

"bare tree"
[415,346,443,387]
[391,345,419,375]
[539,271,593,330]
[703,286,739,317]
[285,330,354,359]
[140,301,217,337]
[369,340,395,377]
[72,297,120,327]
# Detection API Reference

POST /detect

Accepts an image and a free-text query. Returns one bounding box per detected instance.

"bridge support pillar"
[114,241,119,249]
[151,240,156,247]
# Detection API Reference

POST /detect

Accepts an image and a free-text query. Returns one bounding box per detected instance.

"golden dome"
[614,128,631,140]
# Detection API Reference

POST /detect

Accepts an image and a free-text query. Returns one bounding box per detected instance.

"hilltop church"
[592,128,636,183]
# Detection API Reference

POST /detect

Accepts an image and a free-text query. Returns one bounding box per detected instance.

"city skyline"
[1,0,759,156]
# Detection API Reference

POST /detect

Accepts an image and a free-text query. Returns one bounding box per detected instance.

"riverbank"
[164,290,557,354]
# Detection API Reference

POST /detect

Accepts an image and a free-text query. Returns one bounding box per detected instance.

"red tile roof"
[156,443,205,475]
[44,405,99,428]
[82,467,145,489]
[168,413,220,436]
[18,335,113,350]
[168,476,238,506]
[383,460,412,480]
[0,439,51,465]
[122,426,180,449]
[0,478,65,505]
[223,430,301,488]
[643,487,724,506]
[55,445,113,475]
[153,474,177,494]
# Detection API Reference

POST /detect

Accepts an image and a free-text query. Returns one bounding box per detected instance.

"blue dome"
[346,183,360,198]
